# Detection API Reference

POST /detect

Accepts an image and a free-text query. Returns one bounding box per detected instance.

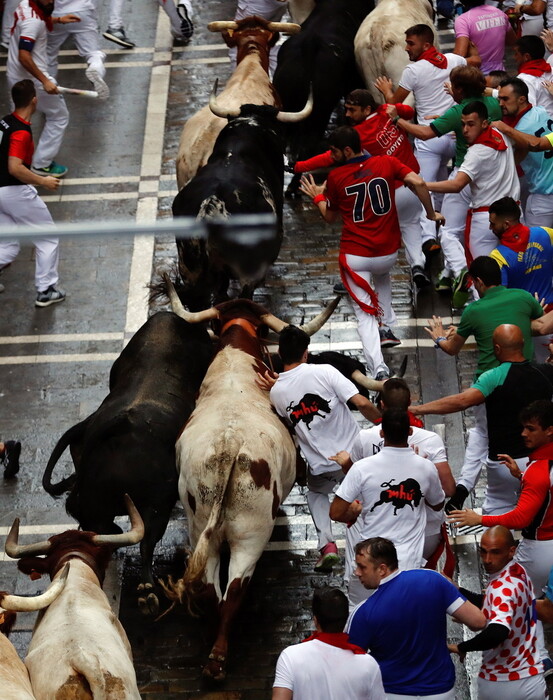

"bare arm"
[424,315,467,356]
[410,388,485,416]
[329,495,362,524]
[8,157,60,190]
[403,172,445,224]
[516,0,546,16]
[492,120,551,152]
[349,393,381,423]
[395,117,436,141]
[532,310,553,335]
[329,450,354,473]
[298,174,339,224]
[452,599,487,631]
[426,171,471,194]
[272,688,293,700]
[19,49,58,94]
[453,35,470,58]
[537,597,553,624]
[374,76,410,105]
[435,460,456,497]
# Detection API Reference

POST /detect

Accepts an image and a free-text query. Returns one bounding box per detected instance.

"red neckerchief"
[302,632,366,654]
[499,222,530,253]
[519,58,552,77]
[503,103,533,128]
[373,411,424,428]
[472,126,507,151]
[530,442,553,461]
[418,46,448,69]
[29,0,53,30]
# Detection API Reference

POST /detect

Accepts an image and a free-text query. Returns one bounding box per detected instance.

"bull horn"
[276,87,313,123]
[92,495,145,547]
[259,312,289,334]
[207,20,239,32]
[5,518,51,559]
[266,21,301,34]
[351,370,385,392]
[164,274,219,324]
[0,562,70,612]
[299,295,341,336]
[209,79,240,119]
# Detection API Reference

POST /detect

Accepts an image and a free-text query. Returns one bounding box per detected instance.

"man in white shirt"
[515,34,553,116]
[375,23,467,258]
[330,408,445,605]
[426,99,519,261]
[272,586,385,700]
[267,326,380,573]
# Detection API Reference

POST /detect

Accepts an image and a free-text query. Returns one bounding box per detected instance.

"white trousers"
[396,185,425,268]
[344,252,395,377]
[306,468,343,550]
[524,192,553,228]
[47,10,106,79]
[108,0,192,36]
[438,169,472,277]
[477,673,546,700]
[229,0,286,75]
[467,210,498,260]
[415,135,456,242]
[457,403,489,493]
[386,691,455,700]
[1,0,19,45]
[0,185,59,291]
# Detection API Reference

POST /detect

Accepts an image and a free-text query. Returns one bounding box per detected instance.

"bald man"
[449,526,545,699]
[411,324,553,515]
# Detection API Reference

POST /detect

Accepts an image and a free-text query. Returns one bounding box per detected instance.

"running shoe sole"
[102,30,135,49]
[85,68,110,100]
[314,552,340,572]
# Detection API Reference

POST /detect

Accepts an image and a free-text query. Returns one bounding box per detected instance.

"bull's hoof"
[203,653,226,681]
[137,583,159,617]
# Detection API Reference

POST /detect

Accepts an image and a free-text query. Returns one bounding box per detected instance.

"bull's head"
[208,79,313,123]
[164,274,340,338]
[5,495,144,584]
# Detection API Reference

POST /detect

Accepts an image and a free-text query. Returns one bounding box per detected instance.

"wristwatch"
[434,336,447,348]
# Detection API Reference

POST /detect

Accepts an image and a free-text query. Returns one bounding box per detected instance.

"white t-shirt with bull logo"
[270,363,360,475]
[336,446,445,570]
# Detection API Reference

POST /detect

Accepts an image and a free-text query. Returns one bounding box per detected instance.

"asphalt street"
[0,1,549,698]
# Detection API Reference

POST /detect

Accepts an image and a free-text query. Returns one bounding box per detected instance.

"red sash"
[424,523,456,579]
[518,58,552,77]
[29,0,53,30]
[338,252,382,318]
[302,632,366,654]
[418,46,448,69]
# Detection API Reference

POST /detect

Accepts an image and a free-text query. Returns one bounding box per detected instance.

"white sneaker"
[85,66,110,100]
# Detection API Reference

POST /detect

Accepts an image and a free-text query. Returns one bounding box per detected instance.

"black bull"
[273,0,375,195]
[41,311,213,616]
[173,104,286,311]
[370,478,424,516]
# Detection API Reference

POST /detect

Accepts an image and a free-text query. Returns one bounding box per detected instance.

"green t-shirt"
[430,95,502,167]
[456,286,543,379]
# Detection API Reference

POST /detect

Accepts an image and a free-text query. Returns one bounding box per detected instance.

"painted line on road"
[0,353,120,365]
[0,332,123,345]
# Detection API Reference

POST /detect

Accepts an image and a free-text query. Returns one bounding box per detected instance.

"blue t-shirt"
[517,106,553,195]
[490,226,553,304]
[347,569,466,695]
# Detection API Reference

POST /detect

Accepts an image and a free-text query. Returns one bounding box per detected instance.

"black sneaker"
[3,440,21,479]
[412,265,431,288]
[35,286,66,307]
[379,327,401,347]
[333,281,347,294]
[177,3,194,41]
[103,26,135,49]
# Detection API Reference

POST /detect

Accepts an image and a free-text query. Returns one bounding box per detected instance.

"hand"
[447,508,482,527]
[542,80,553,97]
[424,314,447,342]
[39,175,61,191]
[61,13,81,23]
[374,75,393,98]
[42,79,59,95]
[490,119,508,133]
[443,81,453,97]
[447,643,466,663]
[428,211,446,227]
[299,173,326,199]
[541,29,553,52]
[385,104,398,121]
[329,450,352,472]
[346,499,363,526]
[255,368,278,391]
[497,453,522,480]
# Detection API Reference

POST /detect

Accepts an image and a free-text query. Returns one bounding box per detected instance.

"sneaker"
[542,658,553,678]
[422,239,441,258]
[412,265,431,288]
[31,161,68,178]
[333,281,347,294]
[314,542,339,572]
[435,275,452,293]
[35,286,66,307]
[85,66,110,100]
[2,440,20,479]
[103,26,135,49]
[177,3,194,41]
[379,327,401,348]
[452,267,470,308]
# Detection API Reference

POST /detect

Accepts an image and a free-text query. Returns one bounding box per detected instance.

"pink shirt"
[455,5,511,73]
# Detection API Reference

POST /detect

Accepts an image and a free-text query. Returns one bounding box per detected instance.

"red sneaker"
[314,542,340,572]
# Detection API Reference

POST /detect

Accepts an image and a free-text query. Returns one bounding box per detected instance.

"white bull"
[175,16,300,190]
[354,0,436,105]
[5,496,144,700]
[0,568,69,700]
[162,282,339,680]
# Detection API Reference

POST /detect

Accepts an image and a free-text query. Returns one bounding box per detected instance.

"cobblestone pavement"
[0,1,551,699]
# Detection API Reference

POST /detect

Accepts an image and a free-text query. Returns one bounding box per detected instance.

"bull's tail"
[41,420,89,496]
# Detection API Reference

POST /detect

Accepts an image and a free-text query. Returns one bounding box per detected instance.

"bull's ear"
[221,29,237,48]
[17,558,47,577]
